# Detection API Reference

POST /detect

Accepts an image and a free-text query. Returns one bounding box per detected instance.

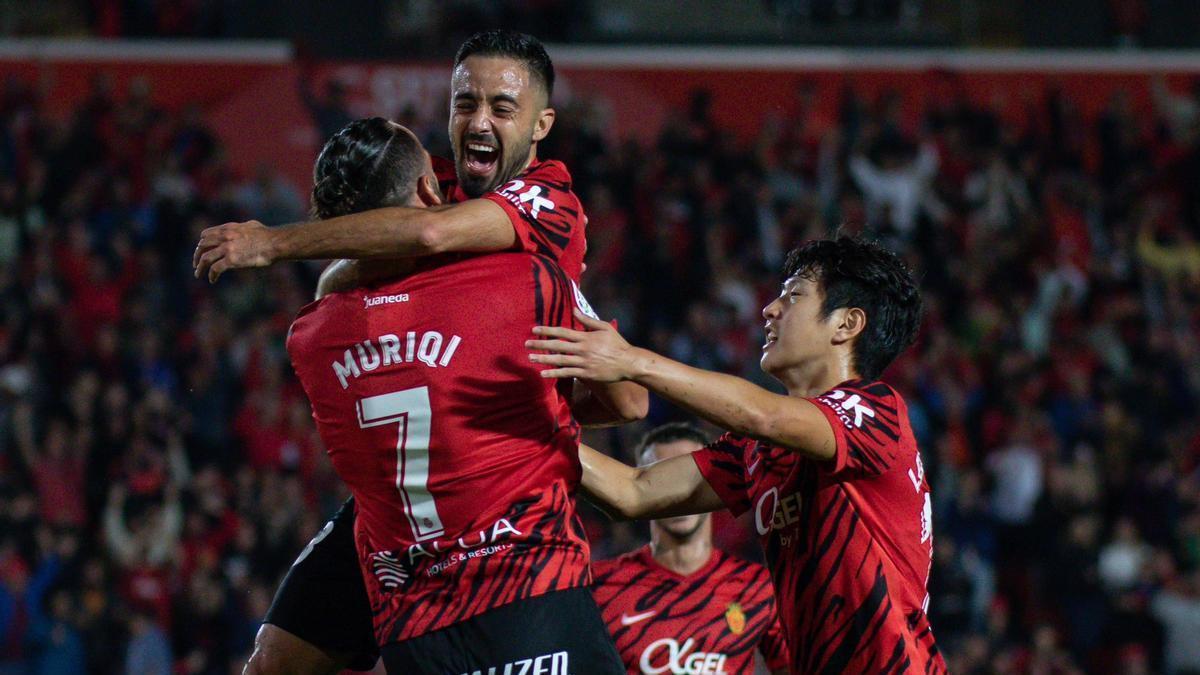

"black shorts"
[382,586,624,675]
[264,497,379,671]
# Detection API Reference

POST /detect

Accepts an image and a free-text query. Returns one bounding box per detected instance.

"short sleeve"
[483,160,585,279]
[808,381,905,480]
[691,433,755,516]
[759,608,791,671]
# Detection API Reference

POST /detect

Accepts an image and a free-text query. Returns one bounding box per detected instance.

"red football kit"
[592,547,789,674]
[287,158,592,645]
[692,380,947,674]
[435,155,586,280]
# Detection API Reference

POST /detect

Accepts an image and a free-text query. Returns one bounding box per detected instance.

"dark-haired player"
[592,423,789,675]
[277,118,627,674]
[194,29,578,282]
[225,30,645,675]
[528,237,948,674]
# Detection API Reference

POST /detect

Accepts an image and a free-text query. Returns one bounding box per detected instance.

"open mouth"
[763,325,778,349]
[464,141,500,177]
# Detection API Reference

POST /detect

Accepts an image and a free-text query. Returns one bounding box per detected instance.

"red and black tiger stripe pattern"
[693,380,947,674]
[482,158,586,280]
[365,480,591,645]
[592,547,789,674]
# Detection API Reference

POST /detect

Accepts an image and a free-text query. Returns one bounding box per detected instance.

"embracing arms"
[194,199,516,282]
[529,312,837,460]
[578,443,722,520]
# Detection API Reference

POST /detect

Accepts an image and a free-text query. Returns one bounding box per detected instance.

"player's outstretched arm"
[530,312,837,461]
[193,200,515,282]
[578,444,722,521]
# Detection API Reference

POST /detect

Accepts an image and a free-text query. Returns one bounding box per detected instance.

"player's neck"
[649,524,713,576]
[780,351,859,398]
[520,145,539,173]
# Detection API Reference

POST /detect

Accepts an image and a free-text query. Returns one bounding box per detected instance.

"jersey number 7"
[356,387,445,541]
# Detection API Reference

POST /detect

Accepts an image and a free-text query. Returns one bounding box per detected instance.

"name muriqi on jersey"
[332,331,463,388]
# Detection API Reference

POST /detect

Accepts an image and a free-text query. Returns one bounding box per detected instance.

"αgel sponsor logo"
[640,637,727,675]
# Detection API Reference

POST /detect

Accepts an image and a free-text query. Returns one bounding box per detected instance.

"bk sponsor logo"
[497,179,555,219]
[818,389,876,429]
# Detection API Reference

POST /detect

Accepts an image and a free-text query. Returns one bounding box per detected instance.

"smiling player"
[528,236,948,674]
[218,31,645,675]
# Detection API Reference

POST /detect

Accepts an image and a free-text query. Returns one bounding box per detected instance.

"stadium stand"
[1,49,1200,675]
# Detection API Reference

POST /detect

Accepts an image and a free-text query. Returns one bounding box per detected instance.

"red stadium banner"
[7,41,1200,198]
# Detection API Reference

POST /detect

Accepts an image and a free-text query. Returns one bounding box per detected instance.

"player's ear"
[532,107,555,143]
[831,307,867,345]
[416,175,443,207]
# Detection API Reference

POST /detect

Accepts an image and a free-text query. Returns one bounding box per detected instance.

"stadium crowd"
[1,66,1199,675]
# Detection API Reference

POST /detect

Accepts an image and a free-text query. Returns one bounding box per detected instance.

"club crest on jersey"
[725,603,746,635]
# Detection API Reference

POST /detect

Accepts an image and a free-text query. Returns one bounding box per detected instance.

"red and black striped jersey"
[592,546,789,674]
[286,253,591,644]
[433,155,586,280]
[692,380,947,674]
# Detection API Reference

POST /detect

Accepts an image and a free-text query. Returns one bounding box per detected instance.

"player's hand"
[527,310,638,382]
[193,220,276,283]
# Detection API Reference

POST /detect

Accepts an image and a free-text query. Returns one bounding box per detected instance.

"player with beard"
[218,30,645,675]
[527,237,948,674]
[270,118,629,674]
[194,29,582,282]
[591,423,788,675]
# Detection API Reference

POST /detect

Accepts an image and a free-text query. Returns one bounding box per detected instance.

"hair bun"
[312,174,359,219]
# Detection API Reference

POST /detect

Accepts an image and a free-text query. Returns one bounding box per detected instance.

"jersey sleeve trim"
[691,441,751,517]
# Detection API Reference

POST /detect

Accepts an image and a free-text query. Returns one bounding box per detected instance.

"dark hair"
[635,422,710,465]
[311,117,424,219]
[454,29,554,100]
[783,236,922,381]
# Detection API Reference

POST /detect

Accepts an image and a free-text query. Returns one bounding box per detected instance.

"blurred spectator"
[1,56,1199,673]
[1099,518,1152,592]
[1151,570,1200,675]
[848,124,942,238]
[299,71,354,147]
[124,609,171,675]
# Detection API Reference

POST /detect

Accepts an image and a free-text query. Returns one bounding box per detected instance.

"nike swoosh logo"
[620,610,657,626]
[747,456,762,476]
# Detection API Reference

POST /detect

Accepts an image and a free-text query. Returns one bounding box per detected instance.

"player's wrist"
[625,347,654,382]
[263,223,290,263]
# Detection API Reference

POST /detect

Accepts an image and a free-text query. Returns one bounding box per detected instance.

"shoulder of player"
[591,549,647,581]
[432,155,457,182]
[711,549,773,587]
[519,158,575,192]
[709,432,758,451]
[816,379,903,411]
[287,294,340,344]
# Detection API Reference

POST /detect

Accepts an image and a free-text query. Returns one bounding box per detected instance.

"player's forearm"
[628,348,830,457]
[578,444,646,520]
[571,381,649,427]
[580,444,721,520]
[271,200,516,262]
[270,207,449,261]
